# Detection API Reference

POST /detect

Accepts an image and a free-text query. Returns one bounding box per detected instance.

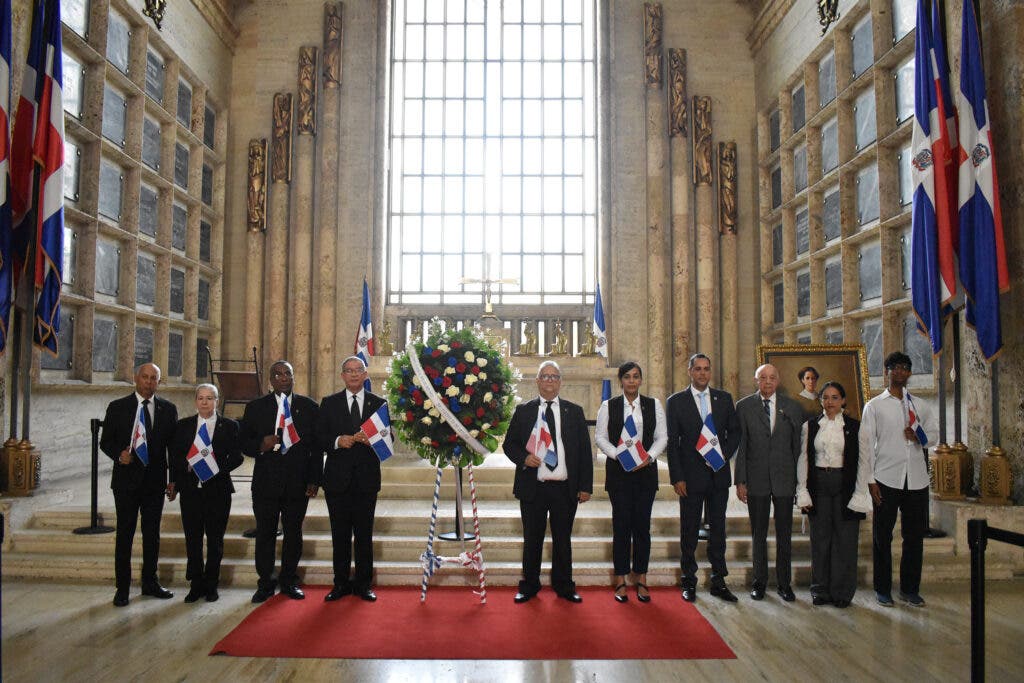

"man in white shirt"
[859,351,935,608]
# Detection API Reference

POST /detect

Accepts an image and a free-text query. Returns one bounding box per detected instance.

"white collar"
[347,389,365,402]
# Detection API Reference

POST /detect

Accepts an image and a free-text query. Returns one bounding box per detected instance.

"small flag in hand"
[360,403,394,462]
[186,422,220,482]
[615,414,649,472]
[695,413,725,472]
[132,403,149,466]
[906,394,928,446]
[278,395,301,454]
[526,410,557,469]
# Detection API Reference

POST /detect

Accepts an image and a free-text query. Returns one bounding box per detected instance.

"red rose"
[476,408,485,418]
[405,411,414,422]
[442,376,452,388]
[471,365,480,374]
[491,383,500,392]
[451,341,462,348]
[431,349,443,358]
[456,362,467,372]
[448,434,458,443]
[431,440,439,447]
[414,394,424,406]
[462,416,473,425]
[489,400,498,409]
[464,386,475,395]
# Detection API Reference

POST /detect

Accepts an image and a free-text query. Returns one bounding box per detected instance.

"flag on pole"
[355,278,374,391]
[132,403,150,466]
[0,0,12,355]
[360,403,394,462]
[277,395,301,454]
[31,0,64,355]
[186,422,220,483]
[695,412,726,472]
[956,0,1008,361]
[905,393,928,447]
[601,379,611,403]
[592,282,607,358]
[525,409,557,469]
[909,0,949,356]
[929,0,960,310]
[615,413,649,472]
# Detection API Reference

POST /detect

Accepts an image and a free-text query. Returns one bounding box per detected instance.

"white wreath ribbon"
[407,346,491,457]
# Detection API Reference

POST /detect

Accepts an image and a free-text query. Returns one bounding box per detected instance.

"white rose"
[460,394,471,404]
[483,392,493,402]
[478,372,487,380]
[445,385,459,397]
[480,422,491,431]
[429,408,440,417]
[469,430,479,437]
[444,366,456,375]
[437,344,450,352]
[421,437,432,444]
[464,351,475,362]
[423,399,433,410]
[464,374,478,385]
[421,416,432,425]
[477,357,488,367]
[412,375,421,386]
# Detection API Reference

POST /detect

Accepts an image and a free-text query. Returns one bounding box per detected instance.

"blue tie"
[698,392,708,421]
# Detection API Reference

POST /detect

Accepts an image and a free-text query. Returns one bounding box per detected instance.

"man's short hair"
[537,360,561,377]
[883,351,912,370]
[341,355,367,370]
[688,353,711,369]
[195,383,219,399]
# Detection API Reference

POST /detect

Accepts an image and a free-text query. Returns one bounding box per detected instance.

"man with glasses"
[860,351,935,608]
[503,360,594,603]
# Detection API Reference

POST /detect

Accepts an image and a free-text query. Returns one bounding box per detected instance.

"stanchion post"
[968,518,987,683]
[73,419,115,535]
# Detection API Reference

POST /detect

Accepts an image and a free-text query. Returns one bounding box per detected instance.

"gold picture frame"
[756,344,870,420]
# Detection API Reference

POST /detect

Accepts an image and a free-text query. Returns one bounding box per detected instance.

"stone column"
[290,46,318,391]
[693,95,717,361]
[719,141,739,397]
[668,48,692,387]
[245,139,267,355]
[644,3,669,399]
[265,93,293,370]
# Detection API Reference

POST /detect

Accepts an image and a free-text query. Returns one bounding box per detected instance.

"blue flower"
[453,445,462,455]
[456,373,464,382]
[447,356,457,367]
[449,399,461,413]
[397,397,406,406]
[433,377,443,386]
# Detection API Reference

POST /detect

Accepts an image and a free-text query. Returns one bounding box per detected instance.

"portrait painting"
[756,344,870,420]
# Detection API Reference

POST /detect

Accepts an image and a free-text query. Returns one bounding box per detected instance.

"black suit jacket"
[168,414,244,495]
[503,397,593,502]
[317,390,388,494]
[603,394,659,493]
[239,392,322,497]
[666,386,740,494]
[100,393,178,493]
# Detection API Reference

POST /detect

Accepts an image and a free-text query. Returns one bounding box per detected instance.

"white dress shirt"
[134,392,154,426]
[858,389,935,491]
[595,395,668,461]
[796,413,872,512]
[535,396,568,482]
[334,389,366,449]
[193,414,217,486]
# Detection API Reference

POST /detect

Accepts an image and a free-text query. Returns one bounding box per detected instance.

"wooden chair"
[206,345,263,406]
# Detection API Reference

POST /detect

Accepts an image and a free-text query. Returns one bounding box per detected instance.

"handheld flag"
[132,403,150,466]
[186,422,220,482]
[277,395,301,454]
[615,413,649,472]
[355,278,374,391]
[601,379,611,403]
[525,409,557,469]
[360,403,394,462]
[0,0,12,354]
[905,394,928,446]
[593,282,607,358]
[695,412,725,472]
[956,0,1008,361]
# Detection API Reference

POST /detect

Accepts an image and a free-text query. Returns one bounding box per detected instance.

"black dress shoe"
[635,583,651,603]
[812,595,831,606]
[183,585,205,603]
[750,585,766,601]
[681,587,697,602]
[141,583,174,599]
[710,585,739,602]
[359,589,377,602]
[832,599,851,608]
[251,587,275,604]
[614,583,628,603]
[113,590,129,607]
[206,588,219,602]
[559,591,583,603]
[513,591,533,604]
[281,585,306,600]
[777,586,796,602]
[325,585,352,602]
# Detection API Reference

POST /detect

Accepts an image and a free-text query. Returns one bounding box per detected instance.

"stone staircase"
[3,457,1019,588]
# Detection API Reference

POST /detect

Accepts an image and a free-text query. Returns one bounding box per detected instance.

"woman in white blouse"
[595,362,668,603]
[796,381,872,608]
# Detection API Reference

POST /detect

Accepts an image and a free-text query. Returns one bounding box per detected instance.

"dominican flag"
[0,0,12,354]
[905,394,928,446]
[526,409,557,468]
[132,403,150,466]
[186,422,220,483]
[360,403,394,462]
[9,0,43,226]
[31,0,64,355]
[909,0,956,356]
[277,395,301,454]
[354,278,373,391]
[694,413,725,472]
[615,413,649,472]
[956,0,1008,361]
[601,379,611,403]
[592,282,607,358]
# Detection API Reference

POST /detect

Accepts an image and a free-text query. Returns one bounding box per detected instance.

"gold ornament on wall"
[644,3,663,88]
[817,0,840,35]
[143,0,166,31]
[272,93,293,183]
[668,48,687,137]
[247,139,268,232]
[692,96,713,185]
[297,46,319,135]
[719,141,737,234]
[323,3,343,88]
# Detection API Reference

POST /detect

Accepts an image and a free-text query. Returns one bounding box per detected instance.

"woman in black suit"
[168,383,244,602]
[595,362,667,603]
[796,381,871,608]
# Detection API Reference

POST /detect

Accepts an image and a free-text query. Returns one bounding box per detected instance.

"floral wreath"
[385,320,520,467]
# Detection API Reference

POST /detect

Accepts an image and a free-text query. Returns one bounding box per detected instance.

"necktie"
[142,398,152,434]
[351,395,361,430]
[763,398,771,417]
[545,400,558,470]
[698,392,708,421]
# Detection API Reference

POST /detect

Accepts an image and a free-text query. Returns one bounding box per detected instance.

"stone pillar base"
[978,446,1012,506]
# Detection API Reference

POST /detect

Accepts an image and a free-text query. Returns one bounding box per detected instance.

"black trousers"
[608,480,657,575]
[808,470,861,602]
[748,493,795,588]
[179,488,232,589]
[872,480,928,595]
[113,487,164,591]
[679,485,729,589]
[325,488,378,591]
[519,480,578,595]
[252,493,309,591]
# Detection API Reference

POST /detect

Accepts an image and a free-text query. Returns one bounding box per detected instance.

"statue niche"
[271,93,293,183]
[693,96,713,185]
[323,3,342,88]
[644,3,663,88]
[719,141,737,234]
[297,46,318,135]
[668,48,687,137]
[247,138,267,232]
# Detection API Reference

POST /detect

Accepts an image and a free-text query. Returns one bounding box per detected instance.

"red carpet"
[210,586,735,660]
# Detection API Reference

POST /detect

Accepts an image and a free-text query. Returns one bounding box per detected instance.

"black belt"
[816,466,842,472]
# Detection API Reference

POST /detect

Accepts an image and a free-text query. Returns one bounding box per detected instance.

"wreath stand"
[419,460,487,604]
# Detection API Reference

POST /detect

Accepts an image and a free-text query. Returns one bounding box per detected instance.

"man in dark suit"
[503,360,593,603]
[168,383,244,603]
[240,360,322,603]
[735,363,804,602]
[100,362,179,607]
[317,356,389,603]
[667,353,740,603]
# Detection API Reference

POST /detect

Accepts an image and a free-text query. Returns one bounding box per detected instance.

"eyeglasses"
[342,368,365,375]
[538,374,561,382]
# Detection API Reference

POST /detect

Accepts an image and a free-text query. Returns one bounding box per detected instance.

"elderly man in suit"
[100,362,179,607]
[667,353,740,603]
[240,360,322,603]
[317,356,389,603]
[735,363,804,602]
[503,360,593,604]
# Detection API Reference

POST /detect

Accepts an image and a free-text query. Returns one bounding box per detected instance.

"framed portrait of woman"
[756,344,870,420]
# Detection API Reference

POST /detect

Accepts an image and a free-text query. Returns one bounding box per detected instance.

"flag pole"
[951,313,962,443]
